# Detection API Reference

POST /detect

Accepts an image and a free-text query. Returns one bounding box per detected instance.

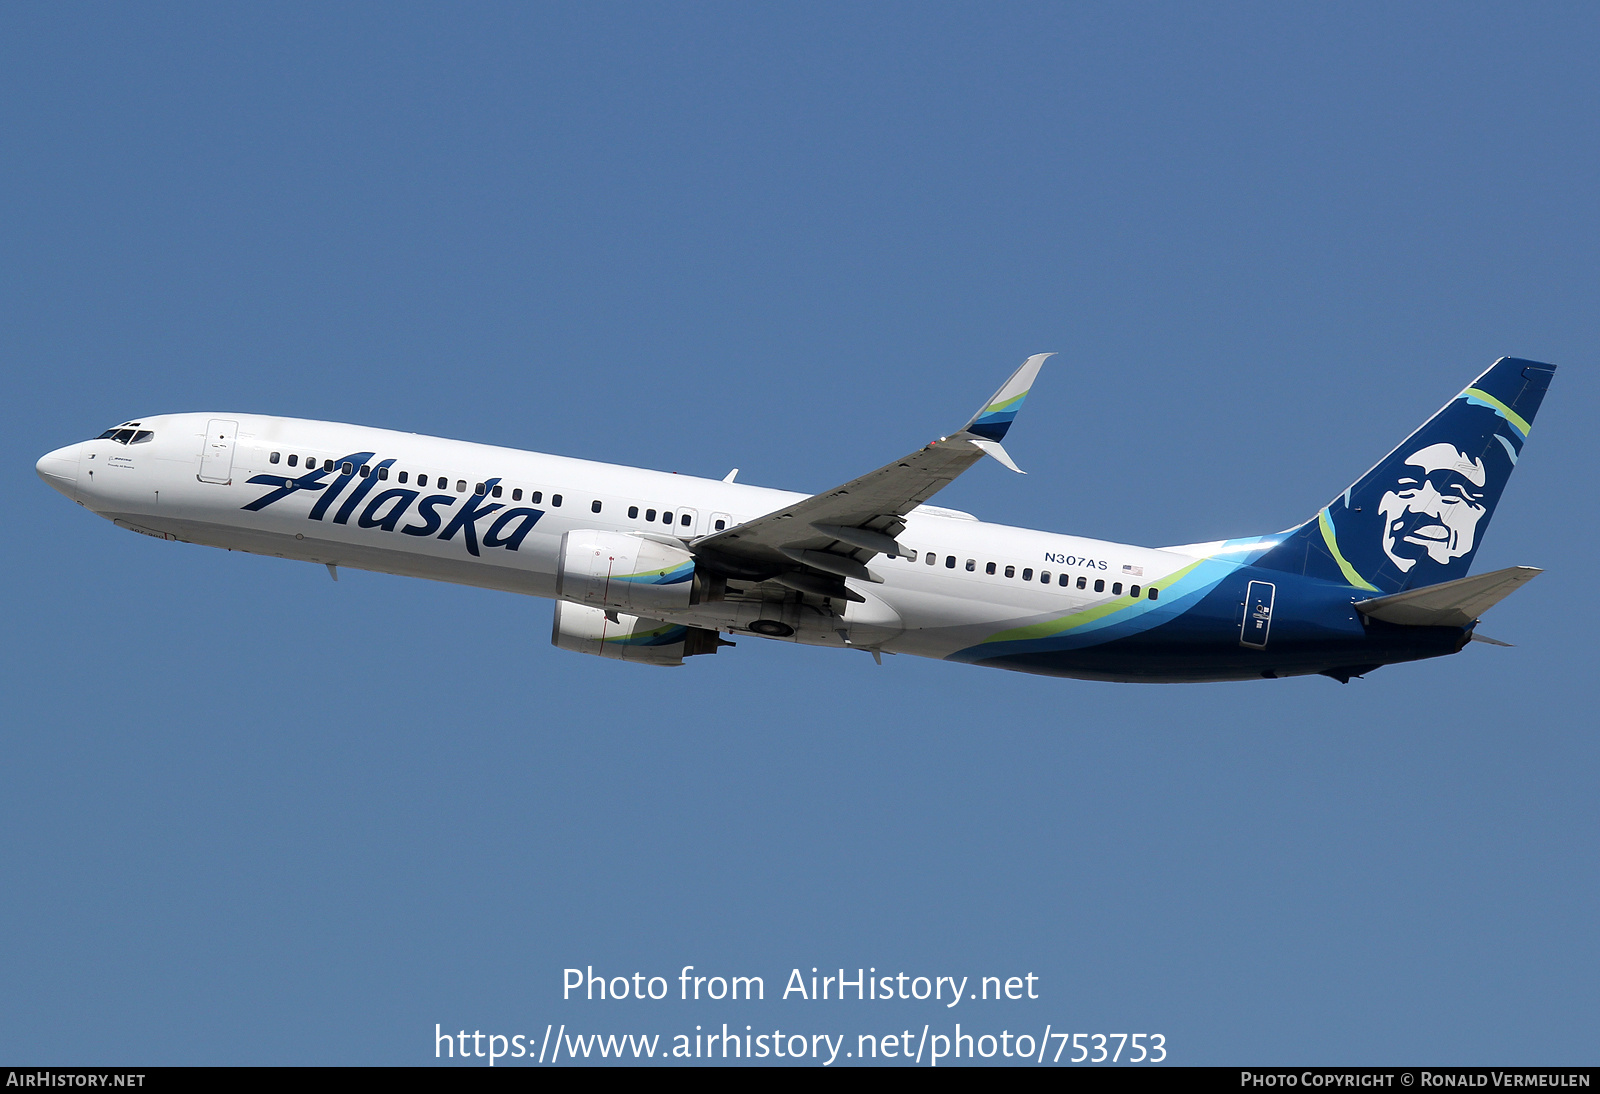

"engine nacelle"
[556,530,696,614]
[551,602,730,667]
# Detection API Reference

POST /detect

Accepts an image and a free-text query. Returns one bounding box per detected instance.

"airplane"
[35,354,1553,683]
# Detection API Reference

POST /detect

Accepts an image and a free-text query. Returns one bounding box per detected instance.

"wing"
[691,354,1053,600]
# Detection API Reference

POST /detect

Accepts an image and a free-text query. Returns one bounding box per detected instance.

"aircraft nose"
[36,443,81,499]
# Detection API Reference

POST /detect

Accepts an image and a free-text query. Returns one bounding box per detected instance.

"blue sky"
[3,2,1596,1065]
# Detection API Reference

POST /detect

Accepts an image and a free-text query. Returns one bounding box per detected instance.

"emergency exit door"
[1239,580,1275,649]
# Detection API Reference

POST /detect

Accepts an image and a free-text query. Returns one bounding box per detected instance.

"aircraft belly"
[936,567,1466,682]
[104,510,560,598]
[963,626,1464,682]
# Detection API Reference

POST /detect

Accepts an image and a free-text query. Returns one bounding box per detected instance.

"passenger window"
[1148,587,1159,601]
[714,519,726,530]
[418,474,428,487]
[457,480,467,493]
[592,500,603,513]
[288,454,298,468]
[1041,571,1050,584]
[1077,576,1087,589]
[629,506,639,519]
[552,494,562,507]
[680,513,690,526]
[532,491,543,504]
[926,553,937,566]
[378,467,389,480]
[965,559,975,571]
[513,488,522,501]
[1112,582,1122,595]
[341,462,354,476]
[1058,573,1069,586]
[1004,565,1015,578]
[663,511,673,524]
[1094,578,1105,593]
[474,482,485,495]
[359,465,370,477]
[1023,568,1033,581]
[1130,584,1140,598]
[985,562,996,575]
[945,555,956,568]
[492,484,501,497]
[324,460,334,472]
[646,509,657,521]
[270,452,280,464]
[398,471,408,484]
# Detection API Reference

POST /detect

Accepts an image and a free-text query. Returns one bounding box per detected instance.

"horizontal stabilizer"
[1353,565,1541,627]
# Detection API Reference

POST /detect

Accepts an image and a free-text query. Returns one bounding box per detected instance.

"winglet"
[969,437,1025,473]
[962,353,1053,442]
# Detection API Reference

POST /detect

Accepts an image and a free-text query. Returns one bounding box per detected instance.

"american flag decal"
[1123,564,1143,576]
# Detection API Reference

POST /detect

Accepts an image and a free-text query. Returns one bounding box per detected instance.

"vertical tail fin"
[1255,357,1556,593]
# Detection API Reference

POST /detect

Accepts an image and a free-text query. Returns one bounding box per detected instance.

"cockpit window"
[95,426,154,445]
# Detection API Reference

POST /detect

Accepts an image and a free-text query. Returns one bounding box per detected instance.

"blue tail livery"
[1256,357,1555,594]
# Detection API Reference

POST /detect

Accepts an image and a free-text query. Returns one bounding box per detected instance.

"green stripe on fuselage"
[980,557,1208,645]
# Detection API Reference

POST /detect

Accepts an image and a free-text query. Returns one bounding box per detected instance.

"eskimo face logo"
[1377,442,1489,572]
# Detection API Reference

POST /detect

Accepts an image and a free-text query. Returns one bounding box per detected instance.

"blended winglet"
[963,352,1053,442]
[969,437,1025,473]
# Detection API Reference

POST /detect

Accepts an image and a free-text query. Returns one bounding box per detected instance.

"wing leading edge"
[690,354,1053,599]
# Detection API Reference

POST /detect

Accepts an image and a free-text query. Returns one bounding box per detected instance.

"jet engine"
[556,530,697,614]
[551,601,731,666]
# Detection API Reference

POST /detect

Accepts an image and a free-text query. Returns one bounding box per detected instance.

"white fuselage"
[39,412,1202,663]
